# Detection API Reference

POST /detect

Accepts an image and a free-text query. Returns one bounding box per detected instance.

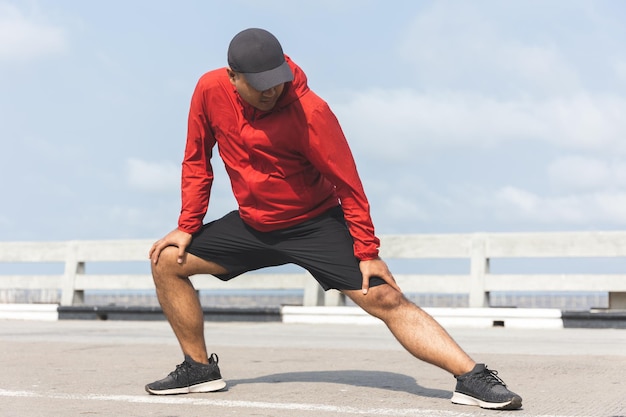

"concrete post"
[61,241,85,306]
[608,292,626,309]
[469,234,490,307]
[302,271,324,306]
[324,289,346,306]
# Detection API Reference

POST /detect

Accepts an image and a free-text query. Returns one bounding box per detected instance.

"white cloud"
[335,90,626,161]
[548,156,626,192]
[548,156,611,190]
[397,1,581,96]
[338,1,626,231]
[334,89,538,162]
[616,59,626,83]
[0,2,67,62]
[382,195,430,223]
[544,94,626,150]
[0,213,10,229]
[496,186,540,216]
[73,202,178,239]
[505,43,578,90]
[127,158,179,192]
[494,185,626,225]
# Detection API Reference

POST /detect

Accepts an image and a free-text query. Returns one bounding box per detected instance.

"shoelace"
[169,361,192,380]
[478,368,507,387]
[168,354,219,382]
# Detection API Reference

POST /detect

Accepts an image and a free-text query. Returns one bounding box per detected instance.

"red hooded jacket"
[178,56,380,260]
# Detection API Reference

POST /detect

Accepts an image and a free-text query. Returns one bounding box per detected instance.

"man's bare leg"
[151,246,229,364]
[343,285,475,376]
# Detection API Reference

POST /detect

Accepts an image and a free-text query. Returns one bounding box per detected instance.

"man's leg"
[343,284,475,376]
[344,284,523,410]
[151,246,229,364]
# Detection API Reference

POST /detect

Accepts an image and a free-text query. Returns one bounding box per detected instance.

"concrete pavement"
[1,319,625,417]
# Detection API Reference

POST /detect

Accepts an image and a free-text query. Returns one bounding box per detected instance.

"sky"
[2,0,626,243]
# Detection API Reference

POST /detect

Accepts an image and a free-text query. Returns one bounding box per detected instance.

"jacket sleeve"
[303,101,380,261]
[178,80,215,234]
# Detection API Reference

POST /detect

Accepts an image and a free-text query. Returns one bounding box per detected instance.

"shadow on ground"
[226,370,451,399]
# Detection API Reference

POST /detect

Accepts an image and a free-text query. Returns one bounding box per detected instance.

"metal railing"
[1,231,626,308]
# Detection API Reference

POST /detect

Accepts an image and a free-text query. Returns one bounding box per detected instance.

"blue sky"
[2,0,626,242]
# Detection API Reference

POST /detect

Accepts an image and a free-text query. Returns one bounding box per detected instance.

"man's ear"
[226,68,237,85]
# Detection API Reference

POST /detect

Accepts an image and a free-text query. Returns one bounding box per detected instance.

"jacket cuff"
[177,224,201,235]
[355,251,380,262]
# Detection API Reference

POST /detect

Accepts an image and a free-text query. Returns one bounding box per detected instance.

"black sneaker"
[145,353,226,395]
[451,364,522,410]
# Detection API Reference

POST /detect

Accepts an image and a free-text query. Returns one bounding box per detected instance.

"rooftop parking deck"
[1,319,625,417]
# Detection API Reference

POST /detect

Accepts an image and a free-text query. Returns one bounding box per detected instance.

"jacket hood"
[275,55,310,108]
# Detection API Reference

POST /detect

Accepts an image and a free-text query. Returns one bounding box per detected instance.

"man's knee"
[370,285,407,308]
[348,284,407,313]
[151,246,184,280]
[151,247,229,281]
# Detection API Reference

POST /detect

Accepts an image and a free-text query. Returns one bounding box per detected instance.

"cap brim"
[243,60,294,91]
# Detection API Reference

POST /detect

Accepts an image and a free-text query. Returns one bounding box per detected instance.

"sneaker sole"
[146,378,227,395]
[451,392,522,410]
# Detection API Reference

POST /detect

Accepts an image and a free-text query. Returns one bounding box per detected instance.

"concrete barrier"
[281,306,565,329]
[0,303,58,321]
[2,231,626,308]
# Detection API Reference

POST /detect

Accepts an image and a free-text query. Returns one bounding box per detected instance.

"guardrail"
[1,231,626,308]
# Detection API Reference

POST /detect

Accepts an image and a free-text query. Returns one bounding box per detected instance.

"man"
[146,28,522,410]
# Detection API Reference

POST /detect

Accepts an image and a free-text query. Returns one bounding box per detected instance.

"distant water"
[0,289,609,310]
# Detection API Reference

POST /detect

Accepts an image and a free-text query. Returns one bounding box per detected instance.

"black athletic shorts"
[186,206,385,291]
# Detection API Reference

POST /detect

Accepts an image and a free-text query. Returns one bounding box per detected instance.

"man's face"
[228,69,285,112]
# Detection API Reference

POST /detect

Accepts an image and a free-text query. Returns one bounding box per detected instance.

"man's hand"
[149,228,193,265]
[359,257,402,295]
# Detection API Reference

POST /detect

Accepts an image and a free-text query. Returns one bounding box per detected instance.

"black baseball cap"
[227,28,294,91]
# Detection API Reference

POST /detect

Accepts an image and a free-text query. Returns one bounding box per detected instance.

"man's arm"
[303,101,401,292]
[178,81,216,235]
[150,79,215,263]
[303,101,379,260]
